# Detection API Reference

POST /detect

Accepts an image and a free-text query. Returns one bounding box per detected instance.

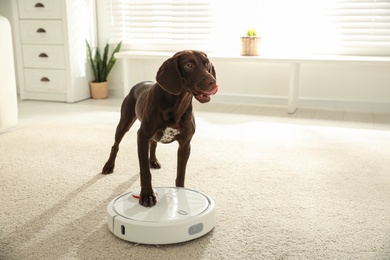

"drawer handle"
[36,28,46,33]
[39,53,48,58]
[40,77,50,82]
[34,3,45,8]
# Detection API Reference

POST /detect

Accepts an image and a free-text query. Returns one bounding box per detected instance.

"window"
[325,0,390,56]
[107,0,390,56]
[108,0,214,51]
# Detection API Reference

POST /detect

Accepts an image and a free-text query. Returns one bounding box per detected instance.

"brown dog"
[102,50,218,207]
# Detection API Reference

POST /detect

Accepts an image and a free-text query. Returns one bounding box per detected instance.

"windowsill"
[115,50,390,64]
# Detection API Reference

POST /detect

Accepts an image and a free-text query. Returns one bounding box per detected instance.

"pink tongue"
[205,85,218,96]
[196,84,218,99]
[213,84,218,94]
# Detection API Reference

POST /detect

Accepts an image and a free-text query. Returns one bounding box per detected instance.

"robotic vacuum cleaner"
[107,187,216,245]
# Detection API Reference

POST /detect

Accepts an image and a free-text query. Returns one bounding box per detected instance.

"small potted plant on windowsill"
[86,40,122,99]
[240,28,260,56]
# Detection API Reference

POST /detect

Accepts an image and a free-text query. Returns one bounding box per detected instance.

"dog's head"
[156,50,218,103]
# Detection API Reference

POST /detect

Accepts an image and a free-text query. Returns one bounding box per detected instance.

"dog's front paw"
[149,160,161,169]
[102,162,114,174]
[139,188,157,207]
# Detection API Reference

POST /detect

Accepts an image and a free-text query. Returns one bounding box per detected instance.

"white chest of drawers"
[12,0,96,102]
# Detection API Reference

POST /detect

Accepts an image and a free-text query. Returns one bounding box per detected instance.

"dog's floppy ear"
[156,54,183,95]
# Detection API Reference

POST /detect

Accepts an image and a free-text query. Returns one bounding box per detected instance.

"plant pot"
[89,81,108,99]
[240,36,261,56]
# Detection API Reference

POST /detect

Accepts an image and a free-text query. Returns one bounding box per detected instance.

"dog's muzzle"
[194,84,218,103]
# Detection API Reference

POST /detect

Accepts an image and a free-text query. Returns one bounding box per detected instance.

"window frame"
[105,0,390,56]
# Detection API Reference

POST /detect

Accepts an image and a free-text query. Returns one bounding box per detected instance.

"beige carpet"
[1,105,390,260]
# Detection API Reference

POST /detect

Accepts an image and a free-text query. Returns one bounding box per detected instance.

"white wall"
[0,0,12,21]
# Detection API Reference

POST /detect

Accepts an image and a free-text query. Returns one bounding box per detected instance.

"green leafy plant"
[86,41,122,82]
[246,28,257,37]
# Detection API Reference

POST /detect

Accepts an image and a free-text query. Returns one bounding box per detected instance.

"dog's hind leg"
[149,140,161,169]
[102,96,137,174]
[102,116,136,174]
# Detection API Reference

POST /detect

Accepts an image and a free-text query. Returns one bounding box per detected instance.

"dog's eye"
[185,63,195,70]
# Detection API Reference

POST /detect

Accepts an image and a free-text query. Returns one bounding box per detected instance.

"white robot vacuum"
[107,187,216,245]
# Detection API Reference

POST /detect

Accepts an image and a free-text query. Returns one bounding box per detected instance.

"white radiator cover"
[0,16,18,130]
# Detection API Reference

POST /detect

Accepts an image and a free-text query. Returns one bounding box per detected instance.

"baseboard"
[213,94,390,113]
[299,98,390,113]
[109,89,390,113]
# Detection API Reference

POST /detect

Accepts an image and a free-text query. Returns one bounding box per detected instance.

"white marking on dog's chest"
[160,127,180,143]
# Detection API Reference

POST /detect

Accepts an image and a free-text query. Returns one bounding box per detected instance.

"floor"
[5,98,390,260]
[15,98,390,131]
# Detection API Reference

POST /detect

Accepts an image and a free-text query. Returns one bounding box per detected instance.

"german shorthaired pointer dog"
[102,50,218,207]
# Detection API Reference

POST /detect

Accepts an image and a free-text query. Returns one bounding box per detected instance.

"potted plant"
[86,40,122,99]
[240,28,260,56]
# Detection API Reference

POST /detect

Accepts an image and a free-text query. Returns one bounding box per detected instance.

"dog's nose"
[206,78,216,87]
